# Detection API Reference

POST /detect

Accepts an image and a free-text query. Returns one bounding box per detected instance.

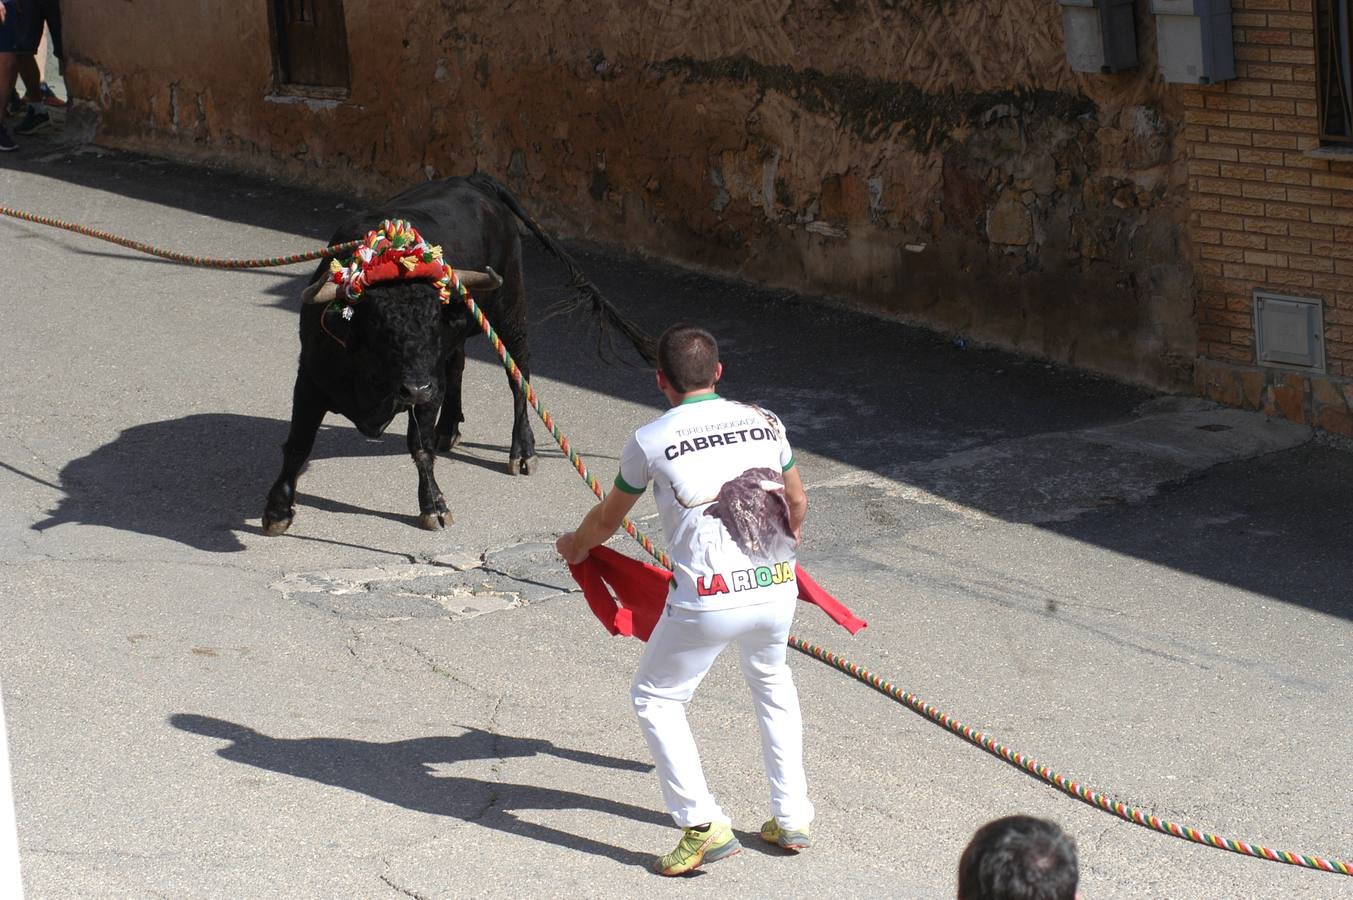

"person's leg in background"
[19,26,60,106]
[0,51,19,149]
[10,1,54,135]
[15,34,36,95]
[1,0,22,118]
[12,46,47,134]
[13,48,48,133]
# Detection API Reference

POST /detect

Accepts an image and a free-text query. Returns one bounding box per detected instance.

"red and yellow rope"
[0,205,359,268]
[447,271,670,568]
[791,639,1352,876]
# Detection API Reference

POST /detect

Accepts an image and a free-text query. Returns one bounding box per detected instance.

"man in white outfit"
[556,323,814,875]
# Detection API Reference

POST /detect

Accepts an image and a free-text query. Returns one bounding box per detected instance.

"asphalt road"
[2,138,1351,899]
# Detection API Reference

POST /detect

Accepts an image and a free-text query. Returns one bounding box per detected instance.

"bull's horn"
[453,266,503,291]
[301,278,341,304]
[301,266,500,302]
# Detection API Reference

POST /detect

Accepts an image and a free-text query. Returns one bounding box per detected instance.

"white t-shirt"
[615,394,798,610]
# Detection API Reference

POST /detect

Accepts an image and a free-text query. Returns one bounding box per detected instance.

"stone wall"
[1185,0,1353,435]
[62,0,1196,389]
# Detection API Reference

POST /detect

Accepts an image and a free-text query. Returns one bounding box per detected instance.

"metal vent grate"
[1254,291,1326,371]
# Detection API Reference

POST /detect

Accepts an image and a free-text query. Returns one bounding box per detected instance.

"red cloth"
[352,259,448,286]
[568,545,867,641]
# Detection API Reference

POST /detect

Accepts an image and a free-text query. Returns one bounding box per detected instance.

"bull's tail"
[466,172,656,365]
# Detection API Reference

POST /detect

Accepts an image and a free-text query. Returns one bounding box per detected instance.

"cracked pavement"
[270,539,576,622]
[2,148,1352,898]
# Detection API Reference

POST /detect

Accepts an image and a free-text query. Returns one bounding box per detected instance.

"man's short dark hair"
[957,816,1078,900]
[657,324,720,393]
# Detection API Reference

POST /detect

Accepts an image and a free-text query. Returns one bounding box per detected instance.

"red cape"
[567,545,866,641]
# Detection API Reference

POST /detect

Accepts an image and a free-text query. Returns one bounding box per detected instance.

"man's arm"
[555,488,642,564]
[783,464,807,540]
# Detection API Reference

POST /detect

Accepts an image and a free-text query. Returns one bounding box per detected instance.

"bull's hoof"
[261,513,293,536]
[507,456,538,476]
[418,510,451,530]
[436,430,462,452]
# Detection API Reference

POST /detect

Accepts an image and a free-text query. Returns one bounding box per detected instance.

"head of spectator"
[957,815,1079,900]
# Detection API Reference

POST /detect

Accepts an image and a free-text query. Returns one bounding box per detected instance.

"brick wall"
[1185,0,1353,434]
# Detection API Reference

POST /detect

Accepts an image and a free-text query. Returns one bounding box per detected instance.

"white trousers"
[631,596,814,830]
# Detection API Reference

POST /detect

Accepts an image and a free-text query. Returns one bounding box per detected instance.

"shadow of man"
[170,714,662,867]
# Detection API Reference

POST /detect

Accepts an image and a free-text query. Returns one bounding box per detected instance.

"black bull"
[261,174,654,535]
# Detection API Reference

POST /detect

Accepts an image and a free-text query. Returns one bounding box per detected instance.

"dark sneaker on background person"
[0,128,17,152]
[15,107,50,135]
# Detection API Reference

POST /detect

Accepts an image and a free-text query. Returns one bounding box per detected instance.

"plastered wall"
[63,0,1198,389]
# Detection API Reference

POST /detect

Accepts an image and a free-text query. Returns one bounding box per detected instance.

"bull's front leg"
[410,400,451,529]
[262,375,327,536]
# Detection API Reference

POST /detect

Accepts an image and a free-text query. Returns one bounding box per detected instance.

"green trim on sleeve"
[782,455,796,472]
[613,473,647,495]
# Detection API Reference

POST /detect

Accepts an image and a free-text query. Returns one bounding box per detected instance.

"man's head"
[957,816,1078,900]
[657,324,721,394]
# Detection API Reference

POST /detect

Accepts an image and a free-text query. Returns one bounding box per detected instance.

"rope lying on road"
[447,274,1353,879]
[7,202,1348,878]
[0,205,360,268]
[793,640,1351,876]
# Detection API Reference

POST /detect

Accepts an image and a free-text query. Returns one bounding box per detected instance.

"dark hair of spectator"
[657,324,720,393]
[957,815,1078,900]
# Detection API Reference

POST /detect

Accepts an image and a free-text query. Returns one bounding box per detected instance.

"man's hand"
[555,532,589,565]
[0,4,7,25]
[557,487,642,566]
[560,484,644,563]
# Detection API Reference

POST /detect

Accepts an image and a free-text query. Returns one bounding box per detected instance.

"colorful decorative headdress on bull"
[304,219,503,348]
[327,219,458,309]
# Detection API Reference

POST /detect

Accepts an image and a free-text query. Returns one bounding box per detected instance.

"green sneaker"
[760,817,811,851]
[653,822,742,876]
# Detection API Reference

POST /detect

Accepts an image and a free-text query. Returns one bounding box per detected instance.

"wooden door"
[275,0,351,89]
